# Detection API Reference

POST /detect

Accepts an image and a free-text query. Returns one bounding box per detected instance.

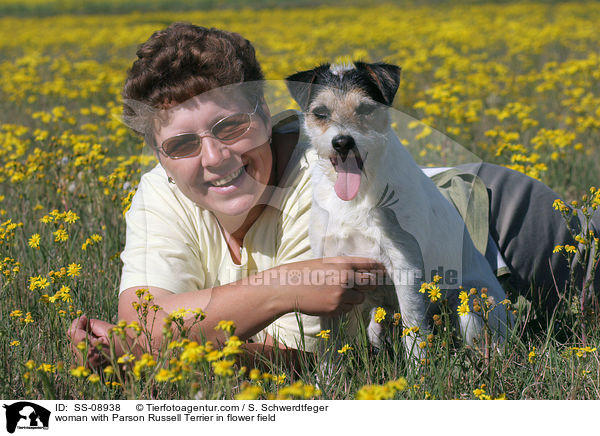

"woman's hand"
[268,256,384,317]
[67,315,122,369]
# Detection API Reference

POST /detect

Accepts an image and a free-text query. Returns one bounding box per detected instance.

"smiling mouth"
[209,166,246,187]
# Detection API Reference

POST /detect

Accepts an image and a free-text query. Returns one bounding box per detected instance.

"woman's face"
[154,90,273,220]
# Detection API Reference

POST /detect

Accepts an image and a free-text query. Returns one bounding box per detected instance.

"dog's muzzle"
[332,134,355,159]
[329,134,365,202]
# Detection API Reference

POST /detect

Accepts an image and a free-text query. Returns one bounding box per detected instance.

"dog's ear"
[285,64,330,111]
[354,62,401,106]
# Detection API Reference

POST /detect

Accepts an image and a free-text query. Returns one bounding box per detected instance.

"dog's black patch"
[285,61,402,111]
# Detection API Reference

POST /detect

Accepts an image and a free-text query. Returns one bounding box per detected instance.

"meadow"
[1,1,600,400]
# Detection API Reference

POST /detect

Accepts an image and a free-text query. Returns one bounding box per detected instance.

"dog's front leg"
[394,279,431,361]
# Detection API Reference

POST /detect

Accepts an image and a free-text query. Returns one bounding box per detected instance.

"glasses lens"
[162,133,201,158]
[212,113,251,141]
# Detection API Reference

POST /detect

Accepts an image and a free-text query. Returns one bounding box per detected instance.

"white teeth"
[211,167,243,187]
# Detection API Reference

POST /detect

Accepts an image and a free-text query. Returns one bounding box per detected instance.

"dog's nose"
[331,135,356,156]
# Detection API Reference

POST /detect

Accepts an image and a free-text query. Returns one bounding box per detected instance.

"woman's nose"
[200,137,231,168]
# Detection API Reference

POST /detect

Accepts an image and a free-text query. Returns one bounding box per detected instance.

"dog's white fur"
[294,68,512,355]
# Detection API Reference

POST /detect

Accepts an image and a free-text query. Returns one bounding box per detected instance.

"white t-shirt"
[119,117,322,351]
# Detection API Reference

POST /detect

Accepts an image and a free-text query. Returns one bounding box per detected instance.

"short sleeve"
[119,165,206,294]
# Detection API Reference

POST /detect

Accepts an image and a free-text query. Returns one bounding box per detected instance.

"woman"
[69,22,599,368]
[70,23,382,367]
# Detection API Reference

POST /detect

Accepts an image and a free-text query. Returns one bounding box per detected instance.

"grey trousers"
[459,163,600,313]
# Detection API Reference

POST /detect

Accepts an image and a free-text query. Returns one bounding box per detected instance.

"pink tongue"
[334,153,362,201]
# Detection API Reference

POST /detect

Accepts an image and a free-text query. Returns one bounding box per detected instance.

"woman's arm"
[71,256,381,362]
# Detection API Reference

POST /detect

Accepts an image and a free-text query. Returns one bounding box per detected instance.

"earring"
[168,176,175,184]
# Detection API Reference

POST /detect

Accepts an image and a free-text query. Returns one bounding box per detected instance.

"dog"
[285,61,513,356]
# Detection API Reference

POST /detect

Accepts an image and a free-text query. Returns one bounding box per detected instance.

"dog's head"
[286,61,401,201]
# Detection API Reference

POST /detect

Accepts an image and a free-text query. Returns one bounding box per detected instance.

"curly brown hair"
[122,22,265,145]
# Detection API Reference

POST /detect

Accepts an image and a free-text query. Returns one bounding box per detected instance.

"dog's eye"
[311,106,330,120]
[356,103,377,116]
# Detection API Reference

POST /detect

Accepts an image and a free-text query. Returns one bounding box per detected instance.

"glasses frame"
[158,98,260,159]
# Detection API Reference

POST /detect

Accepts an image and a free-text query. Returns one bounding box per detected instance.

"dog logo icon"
[3,402,51,433]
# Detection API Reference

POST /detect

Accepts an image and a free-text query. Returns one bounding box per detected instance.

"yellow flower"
[133,353,157,378]
[28,233,41,249]
[236,384,263,400]
[205,350,224,362]
[67,263,82,277]
[127,321,142,334]
[565,245,577,253]
[552,199,566,210]
[402,326,419,337]
[28,276,50,291]
[192,308,206,320]
[473,384,486,398]
[9,341,20,346]
[168,308,190,319]
[355,378,407,400]
[88,374,101,383]
[459,291,469,304]
[91,234,103,243]
[374,307,386,323]
[316,329,331,339]
[222,336,243,356]
[38,363,55,373]
[215,320,236,335]
[64,211,80,224]
[276,381,322,400]
[117,354,135,365]
[155,368,173,382]
[528,347,536,363]
[571,346,597,358]
[53,228,69,243]
[249,368,261,380]
[457,303,470,317]
[337,344,353,354]
[427,285,442,302]
[275,373,286,385]
[212,359,235,377]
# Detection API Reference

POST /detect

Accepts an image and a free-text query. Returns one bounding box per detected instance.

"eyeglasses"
[159,99,260,159]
